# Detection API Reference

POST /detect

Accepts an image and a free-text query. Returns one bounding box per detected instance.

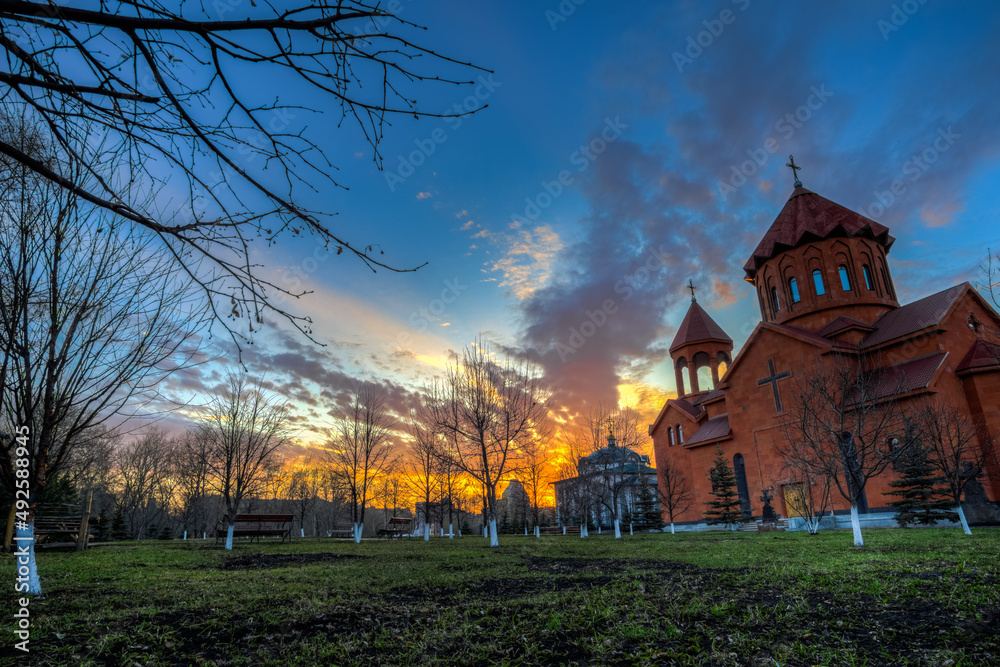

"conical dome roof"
[743,185,895,280]
[669,300,732,352]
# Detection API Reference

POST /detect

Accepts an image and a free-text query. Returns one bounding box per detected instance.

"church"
[649,163,1000,530]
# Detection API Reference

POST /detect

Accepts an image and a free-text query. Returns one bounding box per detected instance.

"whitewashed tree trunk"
[15,523,41,596]
[449,522,454,539]
[524,526,528,536]
[183,531,187,540]
[598,525,602,535]
[489,519,499,547]
[613,518,621,539]
[300,528,305,538]
[629,522,633,536]
[424,523,430,541]
[850,504,864,546]
[956,505,972,535]
[225,523,235,550]
[483,526,488,538]
[669,522,676,534]
[353,522,362,543]
[535,525,540,538]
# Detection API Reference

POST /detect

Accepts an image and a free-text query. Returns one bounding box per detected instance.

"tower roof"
[743,186,895,280]
[669,300,733,352]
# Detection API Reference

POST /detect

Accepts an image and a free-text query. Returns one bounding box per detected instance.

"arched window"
[667,428,674,446]
[788,277,801,303]
[677,424,684,444]
[812,269,825,296]
[862,264,874,291]
[771,286,780,312]
[838,265,852,291]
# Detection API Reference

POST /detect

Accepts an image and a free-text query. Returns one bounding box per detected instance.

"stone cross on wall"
[757,359,791,413]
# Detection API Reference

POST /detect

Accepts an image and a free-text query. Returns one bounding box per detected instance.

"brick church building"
[649,170,1000,530]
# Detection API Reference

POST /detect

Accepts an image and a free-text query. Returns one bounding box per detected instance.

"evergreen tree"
[111,506,129,541]
[885,444,957,527]
[157,524,173,540]
[95,507,112,542]
[704,446,743,529]
[632,479,661,529]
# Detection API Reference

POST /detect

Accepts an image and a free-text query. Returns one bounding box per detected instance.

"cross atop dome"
[687,279,697,302]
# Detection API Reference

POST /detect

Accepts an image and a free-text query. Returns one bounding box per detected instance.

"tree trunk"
[449,522,454,539]
[669,521,675,534]
[353,522,363,543]
[15,523,41,596]
[956,505,972,535]
[424,523,430,541]
[850,504,864,546]
[225,522,235,550]
[614,518,621,539]
[488,518,498,548]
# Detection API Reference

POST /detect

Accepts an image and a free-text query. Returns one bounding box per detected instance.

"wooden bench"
[215,514,292,544]
[539,525,581,536]
[376,517,412,539]
[327,524,355,539]
[33,503,97,549]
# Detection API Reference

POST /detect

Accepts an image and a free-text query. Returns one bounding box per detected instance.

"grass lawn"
[2,528,998,666]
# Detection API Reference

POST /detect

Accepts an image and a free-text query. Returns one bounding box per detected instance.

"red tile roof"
[860,284,966,348]
[744,187,895,279]
[956,339,1000,374]
[669,300,733,352]
[816,315,876,338]
[669,398,703,420]
[867,351,947,400]
[691,389,726,406]
[683,414,731,447]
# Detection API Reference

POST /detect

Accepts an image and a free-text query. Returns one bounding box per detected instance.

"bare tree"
[406,414,440,541]
[326,385,395,543]
[0,118,202,594]
[656,460,692,535]
[520,438,551,535]
[197,371,289,550]
[114,428,174,539]
[424,339,549,547]
[914,404,994,535]
[777,355,910,546]
[174,429,215,539]
[0,2,487,343]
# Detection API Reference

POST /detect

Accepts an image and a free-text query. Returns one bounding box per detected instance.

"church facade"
[649,176,1000,529]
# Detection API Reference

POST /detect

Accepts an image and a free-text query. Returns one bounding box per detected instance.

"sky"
[155,1,1000,461]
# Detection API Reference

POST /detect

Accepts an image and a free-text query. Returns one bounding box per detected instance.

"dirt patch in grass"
[221,552,366,570]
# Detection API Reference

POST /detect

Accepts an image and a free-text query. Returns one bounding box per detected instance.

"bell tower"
[669,282,734,398]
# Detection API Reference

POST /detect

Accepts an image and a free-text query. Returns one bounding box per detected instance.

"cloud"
[416,192,432,200]
[460,220,475,230]
[489,224,564,300]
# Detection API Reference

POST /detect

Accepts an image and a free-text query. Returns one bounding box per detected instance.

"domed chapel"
[649,159,1000,529]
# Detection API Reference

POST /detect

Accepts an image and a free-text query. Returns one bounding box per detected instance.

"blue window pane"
[789,277,800,303]
[812,269,825,296]
[863,265,874,290]
[839,265,851,291]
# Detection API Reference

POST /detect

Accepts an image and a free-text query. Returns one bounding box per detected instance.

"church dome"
[745,182,900,329]
[743,185,895,281]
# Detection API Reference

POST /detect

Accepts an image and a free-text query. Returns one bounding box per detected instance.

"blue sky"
[159,1,1000,450]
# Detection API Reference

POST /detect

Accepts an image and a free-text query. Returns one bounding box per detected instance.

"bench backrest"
[387,517,411,526]
[221,514,293,524]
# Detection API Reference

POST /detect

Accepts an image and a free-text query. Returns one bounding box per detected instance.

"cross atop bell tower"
[785,155,803,187]
[687,279,697,302]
